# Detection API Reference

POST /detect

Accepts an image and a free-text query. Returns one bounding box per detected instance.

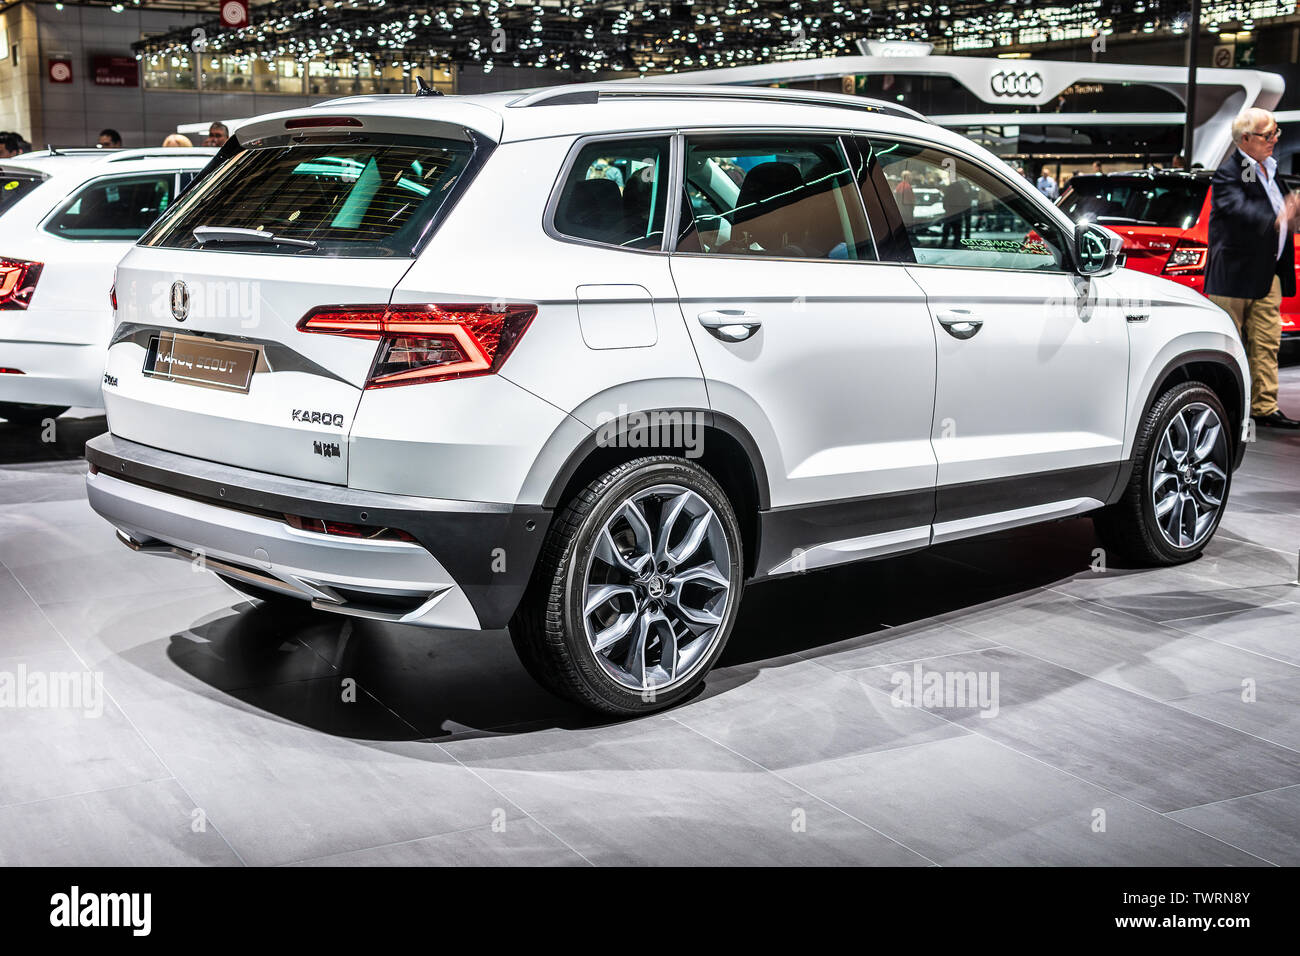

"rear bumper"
[84,433,550,630]
[0,340,105,408]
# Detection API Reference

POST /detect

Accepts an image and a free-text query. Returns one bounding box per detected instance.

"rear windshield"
[142,132,476,257]
[0,170,46,218]
[1058,177,1208,229]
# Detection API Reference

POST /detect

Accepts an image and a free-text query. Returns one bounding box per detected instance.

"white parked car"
[85,85,1249,715]
[0,147,214,424]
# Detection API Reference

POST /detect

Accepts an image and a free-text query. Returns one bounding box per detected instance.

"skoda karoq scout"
[86,84,1250,715]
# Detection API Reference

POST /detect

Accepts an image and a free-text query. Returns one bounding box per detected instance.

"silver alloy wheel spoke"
[582,483,732,693]
[1150,402,1227,550]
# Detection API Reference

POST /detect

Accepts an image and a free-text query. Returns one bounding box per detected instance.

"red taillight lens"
[284,513,417,542]
[297,303,537,388]
[1162,240,1208,275]
[0,258,43,310]
[109,284,117,311]
[0,368,24,375]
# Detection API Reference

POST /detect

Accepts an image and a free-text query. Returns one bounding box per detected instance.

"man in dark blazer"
[1206,107,1300,428]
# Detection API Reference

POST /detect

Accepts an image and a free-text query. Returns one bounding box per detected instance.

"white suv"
[0,147,214,423]
[85,85,1250,715]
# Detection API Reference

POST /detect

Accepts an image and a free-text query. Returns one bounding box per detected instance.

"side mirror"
[1075,222,1124,277]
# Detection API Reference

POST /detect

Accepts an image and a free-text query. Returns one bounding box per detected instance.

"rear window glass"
[1058,176,1208,230]
[45,173,176,240]
[143,133,475,257]
[0,171,45,217]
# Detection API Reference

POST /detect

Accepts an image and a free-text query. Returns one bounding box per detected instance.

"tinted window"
[144,133,474,257]
[552,137,670,250]
[676,134,874,260]
[0,171,45,217]
[44,173,175,240]
[872,139,1068,272]
[1058,176,1208,229]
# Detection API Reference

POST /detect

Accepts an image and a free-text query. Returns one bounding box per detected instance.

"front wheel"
[510,457,744,716]
[1094,381,1233,565]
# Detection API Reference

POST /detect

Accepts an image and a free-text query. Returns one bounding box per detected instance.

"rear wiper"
[193,226,317,249]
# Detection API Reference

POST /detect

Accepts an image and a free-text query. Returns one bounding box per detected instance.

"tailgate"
[106,246,410,484]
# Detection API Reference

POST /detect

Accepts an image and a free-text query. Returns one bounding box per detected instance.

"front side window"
[676,134,874,260]
[552,137,670,250]
[45,174,176,241]
[870,139,1069,272]
[144,133,475,257]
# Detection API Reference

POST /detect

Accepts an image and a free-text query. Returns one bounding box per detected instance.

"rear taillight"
[284,513,417,542]
[109,284,117,311]
[1162,240,1207,275]
[0,258,43,310]
[297,303,537,388]
[0,368,23,375]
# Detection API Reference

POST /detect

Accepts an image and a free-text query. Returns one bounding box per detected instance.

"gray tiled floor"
[0,371,1297,866]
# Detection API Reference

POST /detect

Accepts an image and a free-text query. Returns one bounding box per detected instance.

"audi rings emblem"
[170,280,190,322]
[990,71,1044,97]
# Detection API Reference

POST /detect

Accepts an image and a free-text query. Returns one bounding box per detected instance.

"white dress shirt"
[1238,148,1287,261]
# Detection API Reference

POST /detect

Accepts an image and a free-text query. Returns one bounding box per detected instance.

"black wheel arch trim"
[1109,350,1248,504]
[542,408,771,511]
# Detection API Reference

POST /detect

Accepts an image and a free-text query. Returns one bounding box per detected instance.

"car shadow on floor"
[0,414,106,465]
[155,514,1202,742]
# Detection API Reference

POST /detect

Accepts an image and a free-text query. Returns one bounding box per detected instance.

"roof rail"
[105,149,215,162]
[506,83,930,124]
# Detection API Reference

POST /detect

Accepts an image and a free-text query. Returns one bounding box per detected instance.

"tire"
[0,403,69,426]
[510,456,745,716]
[1094,381,1233,566]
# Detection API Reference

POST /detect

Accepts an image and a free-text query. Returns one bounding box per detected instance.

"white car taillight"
[297,303,536,388]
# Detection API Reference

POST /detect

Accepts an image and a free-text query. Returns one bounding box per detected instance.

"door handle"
[936,310,983,340]
[698,309,761,342]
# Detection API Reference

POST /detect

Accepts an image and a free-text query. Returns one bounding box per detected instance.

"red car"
[1058,169,1299,338]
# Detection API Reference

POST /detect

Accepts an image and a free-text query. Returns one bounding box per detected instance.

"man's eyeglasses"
[1247,127,1283,142]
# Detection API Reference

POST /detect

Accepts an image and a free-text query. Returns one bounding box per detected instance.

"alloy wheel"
[581,483,733,692]
[1149,402,1229,549]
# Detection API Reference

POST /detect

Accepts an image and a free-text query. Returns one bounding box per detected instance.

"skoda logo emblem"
[170,280,190,322]
[990,71,1044,97]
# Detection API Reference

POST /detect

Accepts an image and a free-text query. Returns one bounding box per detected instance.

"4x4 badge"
[170,280,189,322]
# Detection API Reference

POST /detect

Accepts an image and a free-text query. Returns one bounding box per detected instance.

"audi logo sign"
[990,71,1044,97]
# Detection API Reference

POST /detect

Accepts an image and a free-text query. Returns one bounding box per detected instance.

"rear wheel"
[0,403,68,426]
[510,457,744,716]
[1094,381,1233,565]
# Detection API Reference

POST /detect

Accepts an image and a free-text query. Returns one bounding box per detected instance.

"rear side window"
[0,171,45,217]
[143,133,475,257]
[552,137,670,250]
[44,173,176,241]
[675,133,875,260]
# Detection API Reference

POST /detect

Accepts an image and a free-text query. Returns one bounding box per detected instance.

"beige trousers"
[1208,274,1282,417]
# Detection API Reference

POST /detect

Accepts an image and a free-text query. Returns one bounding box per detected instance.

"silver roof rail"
[506,83,930,124]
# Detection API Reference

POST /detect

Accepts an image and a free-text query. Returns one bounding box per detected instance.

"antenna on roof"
[414,76,443,97]
[47,145,63,155]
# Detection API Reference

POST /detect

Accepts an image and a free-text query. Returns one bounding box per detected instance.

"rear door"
[106,126,480,484]
[669,131,938,574]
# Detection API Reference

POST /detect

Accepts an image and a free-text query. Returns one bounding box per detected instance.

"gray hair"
[1232,107,1274,143]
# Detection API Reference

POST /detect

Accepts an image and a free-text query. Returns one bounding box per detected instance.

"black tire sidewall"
[560,459,744,714]
[1137,384,1232,563]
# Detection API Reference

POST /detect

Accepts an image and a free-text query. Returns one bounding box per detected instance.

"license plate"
[143,332,258,394]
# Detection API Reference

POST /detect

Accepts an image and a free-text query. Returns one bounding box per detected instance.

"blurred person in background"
[162,133,193,148]
[203,122,229,148]
[1206,107,1300,429]
[97,129,122,148]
